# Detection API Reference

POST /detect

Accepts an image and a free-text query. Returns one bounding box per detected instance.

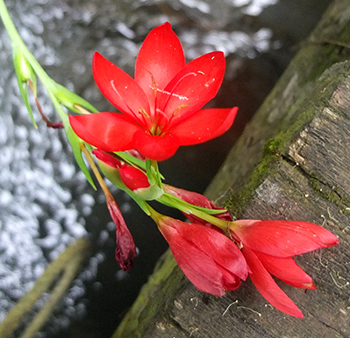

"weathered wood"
[113,0,350,337]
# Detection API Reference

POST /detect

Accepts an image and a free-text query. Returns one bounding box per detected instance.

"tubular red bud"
[118,165,150,191]
[154,214,248,296]
[107,197,136,271]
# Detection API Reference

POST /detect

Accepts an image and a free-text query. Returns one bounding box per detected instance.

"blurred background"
[0,0,332,337]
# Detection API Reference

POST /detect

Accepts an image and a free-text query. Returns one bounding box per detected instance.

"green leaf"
[146,159,163,188]
[50,82,98,114]
[115,152,147,170]
[133,184,164,201]
[50,95,96,189]
[66,125,96,190]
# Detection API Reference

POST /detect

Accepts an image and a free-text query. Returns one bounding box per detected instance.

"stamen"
[153,107,178,135]
[74,104,92,115]
[139,109,150,118]
[151,74,158,99]
[161,71,198,110]
[171,104,189,117]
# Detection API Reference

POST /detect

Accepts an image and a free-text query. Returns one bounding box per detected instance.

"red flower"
[230,219,339,317]
[153,214,248,296]
[69,22,238,161]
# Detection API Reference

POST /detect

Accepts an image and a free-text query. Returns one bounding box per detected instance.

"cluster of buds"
[89,149,338,318]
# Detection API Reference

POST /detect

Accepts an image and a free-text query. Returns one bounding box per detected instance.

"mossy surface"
[112,251,186,338]
[224,155,279,217]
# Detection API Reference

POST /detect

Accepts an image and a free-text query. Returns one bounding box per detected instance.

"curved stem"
[80,143,112,199]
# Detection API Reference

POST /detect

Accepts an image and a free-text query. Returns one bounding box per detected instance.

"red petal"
[163,219,248,281]
[92,149,122,168]
[232,220,339,257]
[158,51,226,123]
[182,223,248,282]
[168,107,238,145]
[171,235,240,296]
[242,246,304,318]
[160,220,245,295]
[135,22,185,112]
[93,52,150,123]
[132,129,180,161]
[255,251,316,289]
[119,165,150,190]
[69,112,140,152]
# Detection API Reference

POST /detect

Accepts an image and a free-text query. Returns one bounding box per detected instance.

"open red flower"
[69,22,238,161]
[152,213,248,296]
[230,219,339,318]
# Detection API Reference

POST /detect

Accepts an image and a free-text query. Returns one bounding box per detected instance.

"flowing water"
[0,0,332,337]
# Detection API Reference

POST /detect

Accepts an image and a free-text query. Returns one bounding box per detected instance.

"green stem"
[0,0,53,85]
[146,159,162,188]
[158,194,229,231]
[0,0,22,44]
[0,0,97,113]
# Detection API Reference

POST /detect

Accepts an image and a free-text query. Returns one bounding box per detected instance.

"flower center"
[140,70,203,136]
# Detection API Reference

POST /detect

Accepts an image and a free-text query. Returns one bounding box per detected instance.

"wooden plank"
[113,0,350,337]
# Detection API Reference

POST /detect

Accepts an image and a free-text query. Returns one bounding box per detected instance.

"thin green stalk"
[146,159,163,188]
[0,0,23,44]
[0,0,53,85]
[0,0,97,112]
[158,193,229,231]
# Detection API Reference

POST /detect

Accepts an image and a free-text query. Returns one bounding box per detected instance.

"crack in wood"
[280,153,348,207]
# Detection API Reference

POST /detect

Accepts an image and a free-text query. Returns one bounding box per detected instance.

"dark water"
[0,0,331,337]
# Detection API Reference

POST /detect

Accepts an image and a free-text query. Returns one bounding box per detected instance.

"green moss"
[227,155,279,217]
[302,44,347,84]
[263,138,282,156]
[309,176,350,214]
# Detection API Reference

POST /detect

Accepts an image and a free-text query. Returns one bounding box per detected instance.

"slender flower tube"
[148,208,248,296]
[79,145,137,271]
[69,22,238,161]
[229,219,339,317]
